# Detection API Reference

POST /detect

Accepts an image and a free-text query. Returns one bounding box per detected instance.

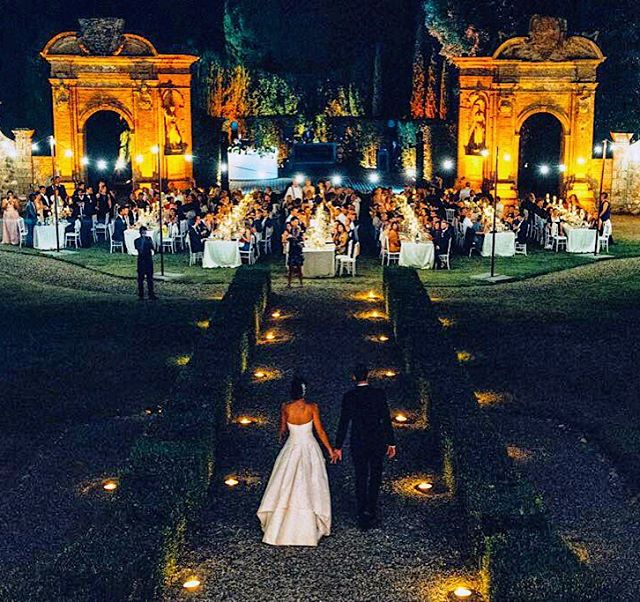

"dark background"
[1,0,638,141]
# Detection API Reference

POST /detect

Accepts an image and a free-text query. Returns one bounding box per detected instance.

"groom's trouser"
[352,450,384,516]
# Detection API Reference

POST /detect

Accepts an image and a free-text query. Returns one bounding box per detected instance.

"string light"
[96,159,108,171]
[368,172,380,184]
[442,158,455,171]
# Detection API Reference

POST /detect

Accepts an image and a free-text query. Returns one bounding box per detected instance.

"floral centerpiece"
[214,193,253,240]
[305,202,332,249]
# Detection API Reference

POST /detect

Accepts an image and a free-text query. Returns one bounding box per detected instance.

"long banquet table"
[203,239,242,268]
[399,241,435,269]
[303,244,336,278]
[563,224,597,253]
[34,222,68,250]
[481,230,516,257]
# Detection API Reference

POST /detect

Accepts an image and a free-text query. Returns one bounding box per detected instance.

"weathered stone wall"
[610,132,640,214]
[0,128,35,198]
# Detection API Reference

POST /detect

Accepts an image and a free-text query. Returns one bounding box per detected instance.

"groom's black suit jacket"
[335,384,395,455]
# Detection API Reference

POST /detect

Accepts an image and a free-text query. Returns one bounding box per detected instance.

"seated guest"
[113,208,129,243]
[188,215,209,253]
[334,222,349,254]
[387,222,401,254]
[238,219,253,252]
[435,220,453,265]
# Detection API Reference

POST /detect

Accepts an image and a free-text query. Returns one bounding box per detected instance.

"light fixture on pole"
[490,148,499,278]
[151,145,165,276]
[594,139,608,256]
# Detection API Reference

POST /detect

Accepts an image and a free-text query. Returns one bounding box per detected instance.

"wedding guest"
[134,225,156,300]
[45,175,67,205]
[23,193,38,247]
[334,222,349,254]
[284,180,303,201]
[1,193,21,245]
[435,220,453,266]
[286,224,304,288]
[188,215,208,253]
[387,221,401,254]
[113,208,128,245]
[71,192,95,247]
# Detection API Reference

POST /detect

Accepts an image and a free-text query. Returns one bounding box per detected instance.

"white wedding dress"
[257,421,331,546]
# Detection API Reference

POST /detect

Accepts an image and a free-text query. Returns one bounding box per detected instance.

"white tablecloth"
[481,231,516,257]
[399,241,435,269]
[303,244,336,278]
[203,239,242,268]
[34,223,68,250]
[563,224,597,253]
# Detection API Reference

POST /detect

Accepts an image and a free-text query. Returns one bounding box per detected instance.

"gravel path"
[164,267,472,602]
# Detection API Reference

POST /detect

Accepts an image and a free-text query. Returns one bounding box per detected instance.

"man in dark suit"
[45,176,67,205]
[71,191,95,247]
[435,220,453,267]
[334,364,396,529]
[134,225,156,300]
[188,215,208,253]
[23,193,38,247]
[112,208,128,246]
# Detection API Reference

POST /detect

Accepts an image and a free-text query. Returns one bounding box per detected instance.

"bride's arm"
[279,403,288,443]
[312,404,334,456]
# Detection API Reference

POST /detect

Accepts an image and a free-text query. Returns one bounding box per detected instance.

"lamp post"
[491,147,500,278]
[50,136,61,253]
[594,139,608,257]
[151,145,165,276]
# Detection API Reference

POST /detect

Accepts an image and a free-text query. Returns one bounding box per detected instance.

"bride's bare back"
[280,399,333,456]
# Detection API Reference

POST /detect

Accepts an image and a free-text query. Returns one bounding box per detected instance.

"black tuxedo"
[134,234,155,298]
[72,200,95,247]
[45,184,67,203]
[113,216,128,243]
[336,384,394,518]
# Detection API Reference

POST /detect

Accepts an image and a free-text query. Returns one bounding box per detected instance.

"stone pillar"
[610,132,639,214]
[12,129,36,193]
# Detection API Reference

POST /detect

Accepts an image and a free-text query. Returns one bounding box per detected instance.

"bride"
[257,376,335,546]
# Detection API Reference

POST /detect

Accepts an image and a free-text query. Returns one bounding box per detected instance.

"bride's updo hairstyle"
[290,375,307,401]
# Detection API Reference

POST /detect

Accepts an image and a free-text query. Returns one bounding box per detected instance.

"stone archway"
[452,15,605,205]
[41,18,198,188]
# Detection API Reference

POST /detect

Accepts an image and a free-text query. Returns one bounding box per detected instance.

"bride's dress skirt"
[257,421,331,546]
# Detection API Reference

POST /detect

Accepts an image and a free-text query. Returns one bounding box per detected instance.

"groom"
[334,364,396,529]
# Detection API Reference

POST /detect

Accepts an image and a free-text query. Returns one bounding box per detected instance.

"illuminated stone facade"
[452,16,605,204]
[610,133,640,214]
[41,19,198,188]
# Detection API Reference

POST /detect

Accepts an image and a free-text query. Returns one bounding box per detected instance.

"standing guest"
[95,182,113,223]
[286,218,304,288]
[134,225,156,300]
[45,175,67,205]
[71,192,95,247]
[113,208,128,245]
[284,179,304,201]
[23,193,38,247]
[387,221,401,254]
[1,193,21,245]
[598,192,613,243]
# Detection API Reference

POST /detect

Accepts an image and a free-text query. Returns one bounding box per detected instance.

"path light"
[448,586,482,601]
[378,334,389,343]
[415,481,433,493]
[224,477,239,487]
[265,331,276,341]
[384,370,397,378]
[175,355,191,366]
[393,413,409,424]
[237,417,255,426]
[254,370,267,379]
[183,578,201,590]
[196,319,210,330]
[271,310,282,319]
[456,350,473,363]
[102,479,118,491]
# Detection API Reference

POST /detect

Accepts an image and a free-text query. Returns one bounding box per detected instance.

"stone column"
[12,129,35,194]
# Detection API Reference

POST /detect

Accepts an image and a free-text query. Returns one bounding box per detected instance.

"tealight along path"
[164,266,473,601]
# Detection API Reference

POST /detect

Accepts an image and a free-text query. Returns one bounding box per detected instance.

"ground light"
[102,480,118,491]
[224,477,239,487]
[271,310,282,319]
[384,370,397,378]
[237,417,255,426]
[378,335,389,343]
[448,586,482,601]
[415,481,433,493]
[265,331,276,341]
[393,413,410,424]
[254,370,267,378]
[183,578,201,590]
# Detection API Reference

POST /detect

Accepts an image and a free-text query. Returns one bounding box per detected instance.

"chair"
[161,224,177,254]
[335,240,353,275]
[336,242,360,276]
[186,234,203,266]
[515,241,528,256]
[108,222,124,254]
[600,221,612,252]
[445,208,456,224]
[65,220,81,248]
[18,218,28,248]
[551,222,567,252]
[240,235,257,265]
[258,226,274,255]
[383,236,400,265]
[93,214,109,242]
[437,238,452,270]
[174,220,188,251]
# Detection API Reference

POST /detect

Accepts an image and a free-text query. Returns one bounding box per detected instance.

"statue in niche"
[54,82,69,106]
[162,88,187,154]
[136,83,153,111]
[466,95,487,155]
[118,129,131,165]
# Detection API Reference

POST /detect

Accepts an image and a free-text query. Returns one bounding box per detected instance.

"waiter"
[134,226,157,300]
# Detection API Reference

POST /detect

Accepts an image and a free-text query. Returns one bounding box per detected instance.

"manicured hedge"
[383,266,597,601]
[6,266,271,601]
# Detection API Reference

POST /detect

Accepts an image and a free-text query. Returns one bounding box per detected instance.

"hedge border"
[4,266,271,601]
[383,266,598,602]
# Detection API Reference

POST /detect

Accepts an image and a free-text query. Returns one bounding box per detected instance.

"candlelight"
[238,417,254,426]
[175,355,191,366]
[196,319,210,330]
[102,480,118,491]
[453,587,473,599]
[394,413,409,424]
[224,477,239,487]
[378,335,389,342]
[265,331,276,341]
[416,481,433,493]
[385,370,397,378]
[456,350,473,363]
[254,370,266,378]
[271,310,282,318]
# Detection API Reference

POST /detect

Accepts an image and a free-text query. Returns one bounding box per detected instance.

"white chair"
[65,220,81,248]
[336,242,360,276]
[186,234,203,266]
[108,222,124,254]
[515,241,528,256]
[93,214,109,242]
[161,224,177,254]
[240,235,257,265]
[18,218,28,248]
[259,226,274,255]
[437,238,452,270]
[335,240,354,274]
[384,236,400,265]
[174,220,188,251]
[551,222,567,252]
[600,221,612,252]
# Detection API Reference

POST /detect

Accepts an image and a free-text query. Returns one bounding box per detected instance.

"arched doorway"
[518,113,564,197]
[83,110,132,188]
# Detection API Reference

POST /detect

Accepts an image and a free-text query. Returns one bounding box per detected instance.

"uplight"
[378,335,389,343]
[480,148,490,157]
[394,413,408,424]
[103,480,118,491]
[224,477,239,487]
[416,481,433,493]
[238,417,255,426]
[502,153,511,162]
[453,587,473,599]
[271,310,282,319]
[265,332,276,341]
[183,578,201,590]
[368,290,377,300]
[184,154,194,163]
[370,310,380,319]
[384,370,397,378]
[558,164,567,172]
[254,370,267,379]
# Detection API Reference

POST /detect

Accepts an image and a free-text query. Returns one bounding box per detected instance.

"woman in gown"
[257,377,334,547]
[2,193,21,245]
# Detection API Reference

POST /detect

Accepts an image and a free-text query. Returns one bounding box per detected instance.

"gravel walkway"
[164,267,472,602]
